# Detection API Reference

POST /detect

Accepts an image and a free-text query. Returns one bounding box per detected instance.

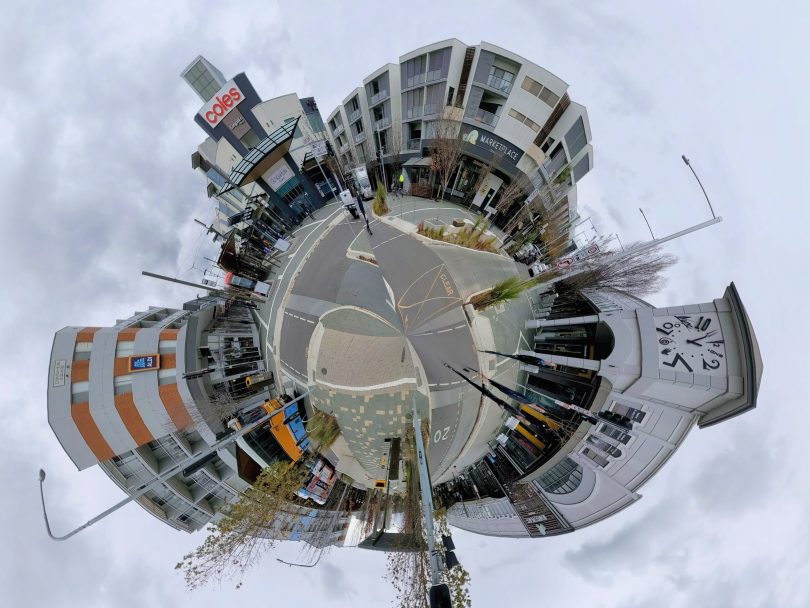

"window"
[371,79,380,95]
[582,447,609,468]
[446,86,455,106]
[586,435,623,458]
[599,424,631,445]
[522,76,543,96]
[541,137,555,154]
[565,117,588,158]
[522,75,560,107]
[488,66,514,93]
[573,155,590,182]
[612,403,646,423]
[537,457,583,494]
[539,87,559,107]
[508,108,526,122]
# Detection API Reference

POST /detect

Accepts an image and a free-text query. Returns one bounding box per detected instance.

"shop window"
[586,435,622,458]
[599,424,632,445]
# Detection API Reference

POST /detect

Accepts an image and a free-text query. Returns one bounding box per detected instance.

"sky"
[1,1,808,606]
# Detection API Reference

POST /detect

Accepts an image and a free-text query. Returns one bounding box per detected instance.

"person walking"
[356,191,372,235]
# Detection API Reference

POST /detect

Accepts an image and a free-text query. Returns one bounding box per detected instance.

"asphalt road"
[367,220,481,472]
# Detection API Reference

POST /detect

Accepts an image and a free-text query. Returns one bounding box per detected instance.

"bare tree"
[388,123,404,182]
[493,170,533,218]
[536,243,678,297]
[428,107,465,203]
[176,461,308,590]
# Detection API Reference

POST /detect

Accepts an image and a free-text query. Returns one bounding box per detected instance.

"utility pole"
[412,397,453,607]
[194,218,227,241]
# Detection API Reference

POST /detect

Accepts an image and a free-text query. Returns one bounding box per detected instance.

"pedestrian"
[356,192,372,235]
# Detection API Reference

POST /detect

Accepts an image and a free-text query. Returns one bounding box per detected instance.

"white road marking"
[371,233,405,250]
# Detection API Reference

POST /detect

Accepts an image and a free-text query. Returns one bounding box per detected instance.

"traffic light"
[444,550,460,571]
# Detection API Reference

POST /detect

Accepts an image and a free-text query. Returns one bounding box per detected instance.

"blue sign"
[129,354,160,373]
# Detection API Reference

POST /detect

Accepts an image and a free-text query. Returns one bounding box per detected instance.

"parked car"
[224,272,272,296]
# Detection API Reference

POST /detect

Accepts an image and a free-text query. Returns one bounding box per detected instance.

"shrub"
[373,181,389,215]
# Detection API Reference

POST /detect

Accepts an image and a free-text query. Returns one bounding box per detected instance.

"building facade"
[183,56,339,236]
[325,39,593,235]
[47,295,355,542]
[445,283,763,537]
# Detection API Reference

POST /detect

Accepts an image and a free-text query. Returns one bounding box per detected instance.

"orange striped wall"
[71,402,115,461]
[114,393,154,447]
[71,360,90,383]
[159,384,193,429]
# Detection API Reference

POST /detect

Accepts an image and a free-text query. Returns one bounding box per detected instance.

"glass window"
[565,117,588,159]
[612,403,646,423]
[522,76,542,96]
[599,424,631,445]
[586,435,622,458]
[508,108,525,121]
[537,457,583,494]
[582,447,609,467]
[573,155,590,182]
[539,88,559,107]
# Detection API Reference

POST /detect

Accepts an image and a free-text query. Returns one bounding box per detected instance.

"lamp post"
[682,155,717,219]
[39,391,309,541]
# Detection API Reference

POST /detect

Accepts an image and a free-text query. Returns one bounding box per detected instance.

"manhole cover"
[321,367,328,375]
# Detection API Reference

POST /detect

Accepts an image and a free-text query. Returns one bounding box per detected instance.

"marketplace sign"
[460,124,523,166]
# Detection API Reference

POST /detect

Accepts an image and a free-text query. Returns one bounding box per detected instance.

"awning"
[228,116,300,186]
[403,156,433,167]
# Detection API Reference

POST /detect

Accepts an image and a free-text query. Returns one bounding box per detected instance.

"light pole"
[682,155,717,219]
[39,390,309,541]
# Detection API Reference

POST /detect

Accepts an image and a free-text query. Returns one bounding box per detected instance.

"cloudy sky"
[1,1,807,606]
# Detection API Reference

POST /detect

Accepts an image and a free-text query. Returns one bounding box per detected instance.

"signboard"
[309,140,328,158]
[555,243,601,269]
[268,164,295,190]
[197,78,246,127]
[128,354,160,373]
[460,124,523,166]
[298,457,337,504]
[53,360,66,387]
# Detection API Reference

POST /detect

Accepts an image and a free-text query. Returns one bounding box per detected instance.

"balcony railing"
[406,106,424,120]
[374,116,392,131]
[474,108,500,127]
[353,131,367,144]
[425,69,442,83]
[486,74,514,94]
[423,103,439,117]
[348,108,362,123]
[339,142,349,154]
[406,73,426,88]
[332,123,344,137]
[370,89,389,105]
[404,138,421,151]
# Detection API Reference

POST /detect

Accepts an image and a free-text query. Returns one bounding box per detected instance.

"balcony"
[332,123,345,137]
[425,69,443,83]
[485,74,514,95]
[348,108,362,123]
[405,106,424,120]
[405,73,426,89]
[353,131,367,145]
[374,116,392,131]
[474,108,500,127]
[370,89,389,106]
[404,138,421,151]
[339,142,349,154]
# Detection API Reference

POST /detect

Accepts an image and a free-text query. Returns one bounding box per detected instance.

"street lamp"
[39,391,310,541]
[682,155,717,219]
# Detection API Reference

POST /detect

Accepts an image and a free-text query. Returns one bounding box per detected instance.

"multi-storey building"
[444,282,763,538]
[325,39,593,235]
[183,56,339,236]
[47,295,355,544]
